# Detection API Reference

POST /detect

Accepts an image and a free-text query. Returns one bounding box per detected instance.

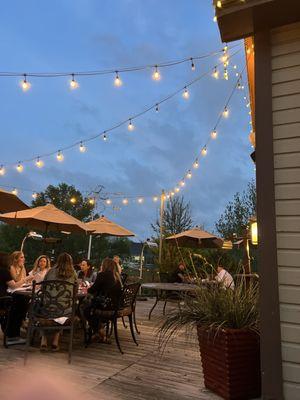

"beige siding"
[272,21,300,399]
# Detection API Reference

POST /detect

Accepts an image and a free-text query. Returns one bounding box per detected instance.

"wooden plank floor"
[0,299,220,400]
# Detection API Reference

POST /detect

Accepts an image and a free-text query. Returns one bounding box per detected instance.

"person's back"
[216,266,234,289]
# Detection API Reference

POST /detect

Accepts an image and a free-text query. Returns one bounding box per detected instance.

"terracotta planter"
[197,326,261,400]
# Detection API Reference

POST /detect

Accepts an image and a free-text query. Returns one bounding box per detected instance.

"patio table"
[141,282,198,320]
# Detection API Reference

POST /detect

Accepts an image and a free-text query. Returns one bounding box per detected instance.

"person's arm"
[88,273,104,295]
[7,277,26,290]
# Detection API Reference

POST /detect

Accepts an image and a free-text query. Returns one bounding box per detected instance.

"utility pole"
[158,189,165,265]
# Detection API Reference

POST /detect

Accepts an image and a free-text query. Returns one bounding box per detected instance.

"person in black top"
[171,262,189,283]
[83,258,122,343]
[0,253,32,345]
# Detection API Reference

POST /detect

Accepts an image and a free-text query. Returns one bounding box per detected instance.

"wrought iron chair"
[24,280,77,364]
[0,296,13,347]
[85,282,141,354]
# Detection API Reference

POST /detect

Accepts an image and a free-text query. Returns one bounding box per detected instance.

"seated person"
[215,264,235,289]
[113,255,127,284]
[29,255,51,283]
[40,253,77,351]
[82,258,122,343]
[77,259,97,283]
[0,253,32,345]
[171,263,190,283]
[9,251,27,283]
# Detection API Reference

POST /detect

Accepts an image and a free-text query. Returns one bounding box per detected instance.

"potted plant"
[158,280,261,400]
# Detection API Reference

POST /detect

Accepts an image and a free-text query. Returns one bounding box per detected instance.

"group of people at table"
[0,251,124,349]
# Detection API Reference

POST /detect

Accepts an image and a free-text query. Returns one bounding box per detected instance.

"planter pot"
[197,326,261,400]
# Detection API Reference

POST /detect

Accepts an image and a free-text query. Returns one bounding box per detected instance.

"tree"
[151,196,193,238]
[215,180,256,239]
[32,183,94,222]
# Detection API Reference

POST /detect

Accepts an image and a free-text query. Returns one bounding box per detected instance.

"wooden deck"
[0,299,220,400]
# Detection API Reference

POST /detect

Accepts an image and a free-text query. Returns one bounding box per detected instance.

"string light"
[128,119,135,131]
[223,106,229,117]
[16,162,23,173]
[56,150,64,162]
[153,196,158,202]
[213,15,217,22]
[182,87,190,99]
[102,133,108,141]
[193,159,199,169]
[137,197,144,204]
[223,68,229,80]
[175,187,180,193]
[216,0,222,8]
[122,198,128,205]
[186,170,192,179]
[32,192,38,199]
[114,71,122,87]
[0,165,5,176]
[180,180,185,187]
[201,147,207,156]
[106,199,112,205]
[152,65,161,81]
[35,157,44,168]
[88,198,95,205]
[20,74,31,92]
[79,142,86,153]
[70,197,77,204]
[12,188,18,195]
[212,66,219,79]
[70,74,79,90]
[190,58,196,71]
[211,129,217,139]
[155,104,159,112]
[233,65,237,69]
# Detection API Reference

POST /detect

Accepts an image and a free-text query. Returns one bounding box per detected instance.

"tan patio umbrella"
[166,227,224,249]
[0,203,93,234]
[85,215,135,259]
[0,188,29,213]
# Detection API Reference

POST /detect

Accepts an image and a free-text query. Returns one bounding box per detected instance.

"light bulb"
[0,165,5,176]
[233,65,237,69]
[223,68,229,80]
[103,133,108,141]
[35,157,44,168]
[223,107,229,117]
[236,72,239,77]
[128,119,135,131]
[153,196,158,202]
[155,104,159,112]
[152,65,161,81]
[212,67,219,79]
[182,87,189,99]
[88,198,95,205]
[106,199,112,205]
[170,191,175,197]
[79,142,86,152]
[211,130,217,139]
[70,74,79,89]
[137,197,144,204]
[32,192,37,200]
[201,147,207,156]
[70,197,77,204]
[237,81,242,90]
[247,102,250,108]
[216,0,222,8]
[20,74,31,92]
[175,187,180,193]
[186,170,192,179]
[114,71,122,87]
[246,47,251,55]
[56,150,64,162]
[190,58,195,71]
[193,160,199,169]
[180,180,185,187]
[16,162,23,173]
[213,15,217,22]
[122,198,129,205]
[221,54,228,63]
[12,188,18,195]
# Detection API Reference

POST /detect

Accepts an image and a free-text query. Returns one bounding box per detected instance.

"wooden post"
[158,190,165,265]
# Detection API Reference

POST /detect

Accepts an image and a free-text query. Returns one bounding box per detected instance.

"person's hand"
[25,275,34,283]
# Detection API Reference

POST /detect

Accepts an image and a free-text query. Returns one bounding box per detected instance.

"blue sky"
[0,0,254,240]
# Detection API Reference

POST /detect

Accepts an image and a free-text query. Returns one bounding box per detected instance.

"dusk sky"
[0,0,254,241]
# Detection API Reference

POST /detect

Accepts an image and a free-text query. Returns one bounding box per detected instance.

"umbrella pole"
[87,234,93,259]
[158,190,165,265]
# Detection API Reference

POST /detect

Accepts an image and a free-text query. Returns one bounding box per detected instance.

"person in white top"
[215,264,235,289]
[30,255,51,283]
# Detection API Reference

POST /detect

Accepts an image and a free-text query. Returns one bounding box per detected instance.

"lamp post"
[139,239,158,281]
[158,190,165,265]
[20,231,43,252]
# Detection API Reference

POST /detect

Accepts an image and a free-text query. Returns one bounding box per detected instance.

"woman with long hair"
[40,253,77,352]
[77,259,97,283]
[30,255,51,282]
[83,257,122,343]
[10,251,27,283]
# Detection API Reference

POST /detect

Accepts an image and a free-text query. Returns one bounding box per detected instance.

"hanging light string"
[0,47,242,172]
[0,44,240,80]
[2,64,249,206]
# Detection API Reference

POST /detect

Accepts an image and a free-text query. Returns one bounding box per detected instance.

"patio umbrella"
[0,203,93,234]
[85,215,135,259]
[86,215,135,237]
[166,227,224,249]
[0,188,29,213]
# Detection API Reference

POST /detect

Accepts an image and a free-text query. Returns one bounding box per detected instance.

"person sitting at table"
[10,251,27,283]
[0,253,32,345]
[77,259,97,283]
[40,252,77,352]
[29,255,51,283]
[82,257,122,343]
[113,255,127,284]
[215,264,235,289]
[171,262,190,283]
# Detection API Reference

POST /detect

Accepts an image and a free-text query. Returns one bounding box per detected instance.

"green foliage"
[215,180,256,239]
[158,281,260,348]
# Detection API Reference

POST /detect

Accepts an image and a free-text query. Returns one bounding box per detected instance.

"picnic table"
[141,282,199,320]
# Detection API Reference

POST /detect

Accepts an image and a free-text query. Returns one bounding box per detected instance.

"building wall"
[271,21,300,399]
